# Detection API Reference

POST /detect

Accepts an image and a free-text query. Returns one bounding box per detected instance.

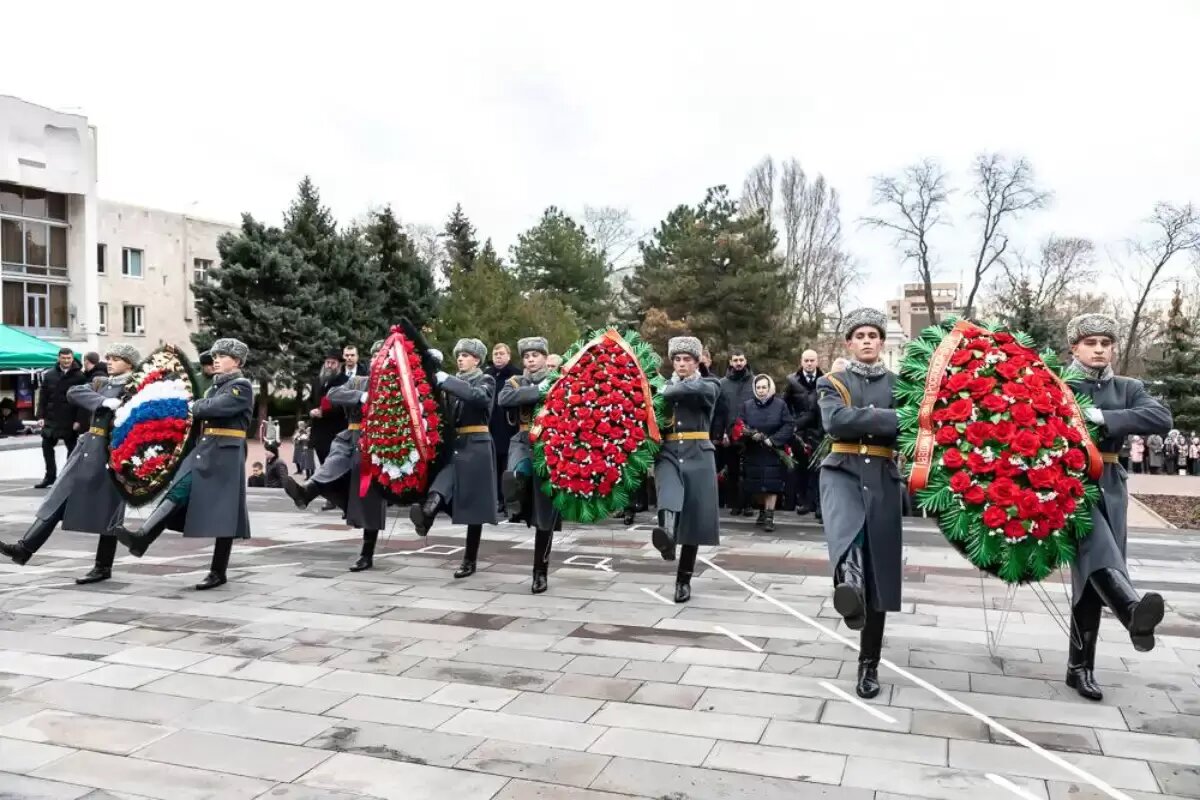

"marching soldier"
[0,343,140,584]
[409,338,498,579]
[109,339,253,590]
[649,336,721,603]
[817,308,903,700]
[498,336,559,594]
[1063,314,1171,701]
[284,341,389,572]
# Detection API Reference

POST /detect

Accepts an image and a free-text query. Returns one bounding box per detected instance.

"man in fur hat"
[1,343,141,584]
[1062,313,1171,701]
[409,338,498,579]
[649,335,722,603]
[110,338,253,590]
[498,336,560,594]
[817,308,903,700]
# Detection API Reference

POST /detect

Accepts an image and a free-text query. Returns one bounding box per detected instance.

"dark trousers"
[717,445,743,509]
[41,431,78,479]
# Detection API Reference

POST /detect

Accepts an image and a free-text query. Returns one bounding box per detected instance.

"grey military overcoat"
[327,376,388,531]
[655,375,721,546]
[497,374,560,532]
[430,373,498,526]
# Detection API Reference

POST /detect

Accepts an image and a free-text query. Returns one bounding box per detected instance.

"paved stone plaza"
[0,479,1197,800]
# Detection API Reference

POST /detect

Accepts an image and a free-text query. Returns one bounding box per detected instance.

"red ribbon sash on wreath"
[908,320,1104,494]
[358,328,433,498]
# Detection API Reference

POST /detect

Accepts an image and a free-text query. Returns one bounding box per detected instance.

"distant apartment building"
[886,282,963,338]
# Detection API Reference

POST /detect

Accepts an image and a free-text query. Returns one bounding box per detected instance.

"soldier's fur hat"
[1066,313,1118,346]
[668,336,702,360]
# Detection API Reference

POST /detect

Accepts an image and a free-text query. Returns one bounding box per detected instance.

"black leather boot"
[196,539,231,590]
[350,530,378,572]
[501,471,528,520]
[531,528,552,594]
[764,510,775,533]
[409,492,443,537]
[675,545,697,603]
[1090,567,1164,652]
[651,510,677,561]
[110,500,176,558]
[1065,621,1103,701]
[1,514,61,565]
[455,524,481,579]
[856,609,886,699]
[76,536,118,585]
[622,508,636,526]
[755,509,767,527]
[833,545,867,631]
[284,475,322,510]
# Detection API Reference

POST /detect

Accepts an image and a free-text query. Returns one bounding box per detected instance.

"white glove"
[1084,408,1105,426]
[360,392,369,406]
[538,377,552,392]
[435,371,450,385]
[102,398,121,410]
[428,348,444,365]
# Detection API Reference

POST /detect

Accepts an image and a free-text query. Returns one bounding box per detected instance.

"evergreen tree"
[627,186,794,374]
[476,237,502,269]
[994,277,1060,352]
[365,205,439,329]
[1145,287,1200,433]
[443,203,479,274]
[511,206,611,329]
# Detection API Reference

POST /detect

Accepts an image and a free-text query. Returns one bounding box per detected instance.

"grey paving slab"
[305,720,484,767]
[0,672,46,698]
[0,710,171,756]
[459,739,611,787]
[138,672,274,702]
[325,695,460,730]
[587,727,715,766]
[947,739,1160,792]
[704,740,847,783]
[0,772,93,800]
[100,647,210,671]
[298,751,508,800]
[175,701,334,745]
[403,658,560,692]
[500,692,604,722]
[1096,727,1200,765]
[840,756,1049,799]
[1149,763,1200,798]
[307,669,445,700]
[438,709,605,751]
[0,737,75,773]
[31,751,274,800]
[425,682,520,711]
[183,655,332,686]
[626,681,704,709]
[693,687,823,721]
[590,756,874,799]
[66,665,171,690]
[0,652,100,680]
[491,780,650,800]
[247,684,353,715]
[762,719,948,766]
[133,729,333,781]
[591,700,766,743]
[13,682,206,726]
[545,674,642,702]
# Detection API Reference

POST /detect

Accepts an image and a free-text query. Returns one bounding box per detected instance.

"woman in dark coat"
[737,374,794,532]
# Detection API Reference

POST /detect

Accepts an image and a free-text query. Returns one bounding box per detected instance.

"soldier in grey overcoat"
[1062,313,1171,702]
[1,343,140,584]
[817,307,903,700]
[498,335,560,594]
[409,338,498,579]
[285,341,389,572]
[111,338,253,591]
[649,336,721,604]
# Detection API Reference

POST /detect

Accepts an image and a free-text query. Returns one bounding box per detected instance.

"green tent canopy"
[0,324,71,371]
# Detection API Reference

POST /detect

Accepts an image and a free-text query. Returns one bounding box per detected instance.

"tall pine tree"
[443,203,479,275]
[511,207,611,329]
[365,205,438,329]
[1145,287,1200,433]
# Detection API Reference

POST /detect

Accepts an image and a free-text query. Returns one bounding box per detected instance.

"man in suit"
[784,348,825,520]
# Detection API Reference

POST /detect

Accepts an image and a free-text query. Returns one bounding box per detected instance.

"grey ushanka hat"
[842,307,887,339]
[104,343,141,366]
[207,338,249,364]
[517,337,549,356]
[453,338,487,361]
[1066,313,1118,346]
[668,336,702,360]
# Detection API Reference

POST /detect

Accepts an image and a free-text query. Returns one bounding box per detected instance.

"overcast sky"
[9,0,1200,308]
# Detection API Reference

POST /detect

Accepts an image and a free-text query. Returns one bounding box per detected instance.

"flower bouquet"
[108,344,200,506]
[359,321,442,503]
[731,418,797,469]
[896,319,1104,583]
[530,329,668,523]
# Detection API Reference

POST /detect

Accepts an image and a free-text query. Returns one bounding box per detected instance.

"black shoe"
[651,510,676,561]
[454,560,476,579]
[856,662,881,699]
[349,556,373,572]
[755,509,766,527]
[622,510,636,526]
[795,505,812,515]
[1065,668,1103,701]
[284,476,320,510]
[764,510,775,533]
[501,471,527,519]
[674,581,692,603]
[742,508,754,517]
[729,507,743,517]
[0,541,31,566]
[111,525,148,558]
[531,570,548,594]
[320,500,336,511]
[833,545,867,629]
[33,478,54,489]
[195,572,226,590]
[1091,568,1165,652]
[75,567,111,585]
[1128,593,1165,653]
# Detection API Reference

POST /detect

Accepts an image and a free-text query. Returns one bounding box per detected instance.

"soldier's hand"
[435,371,450,385]
[102,398,121,410]
[310,408,322,418]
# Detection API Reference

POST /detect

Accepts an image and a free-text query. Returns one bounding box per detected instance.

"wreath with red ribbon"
[897,319,1103,584]
[530,329,668,522]
[359,323,442,503]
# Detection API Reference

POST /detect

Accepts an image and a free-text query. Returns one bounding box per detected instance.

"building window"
[1,280,68,331]
[97,243,106,274]
[123,304,145,335]
[122,247,143,278]
[98,303,108,333]
[193,257,212,286]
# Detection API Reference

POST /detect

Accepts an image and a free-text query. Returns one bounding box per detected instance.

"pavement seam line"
[818,680,898,724]
[986,772,1045,800]
[713,625,764,652]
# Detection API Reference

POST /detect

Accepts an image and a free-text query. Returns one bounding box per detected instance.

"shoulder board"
[91,377,106,392]
[822,373,852,406]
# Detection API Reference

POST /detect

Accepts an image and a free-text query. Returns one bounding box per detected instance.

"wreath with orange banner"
[897,319,1103,584]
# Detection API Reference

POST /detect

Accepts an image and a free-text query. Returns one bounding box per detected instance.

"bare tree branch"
[583,205,641,279]
[741,156,775,219]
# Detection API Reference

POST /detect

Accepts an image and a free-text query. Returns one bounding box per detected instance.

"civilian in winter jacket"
[35,348,85,488]
[783,349,824,518]
[75,352,108,431]
[263,443,289,489]
[737,375,794,532]
[717,348,755,514]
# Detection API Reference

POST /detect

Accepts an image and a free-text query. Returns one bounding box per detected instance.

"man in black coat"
[35,348,85,489]
[341,344,370,379]
[486,343,521,514]
[307,351,350,466]
[75,352,107,433]
[717,348,755,515]
[784,348,824,520]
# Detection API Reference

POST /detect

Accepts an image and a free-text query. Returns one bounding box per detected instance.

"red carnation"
[980,394,1008,414]
[1057,476,1085,498]
[1010,403,1037,427]
[965,422,994,447]
[1062,448,1086,471]
[963,484,986,505]
[1010,430,1041,458]
[1004,520,1026,540]
[949,471,972,493]
[942,448,965,469]
[936,426,961,446]
[987,477,1020,506]
[945,371,972,394]
[983,505,1009,528]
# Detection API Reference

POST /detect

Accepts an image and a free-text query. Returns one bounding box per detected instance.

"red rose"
[966,337,992,352]
[942,448,965,469]
[1062,448,1086,471]
[961,325,985,339]
[1030,520,1051,540]
[968,377,997,398]
[983,505,1009,528]
[1004,520,1027,539]
[950,349,974,367]
[1000,342,1028,358]
[965,422,994,447]
[1002,381,1029,400]
[1037,424,1058,448]
[980,394,1008,414]
[1010,403,1036,427]
[995,360,1023,380]
[994,459,1022,478]
[1062,497,1077,514]
[1027,466,1059,490]
[992,420,1016,443]
[1056,477,1085,498]
[967,452,995,474]
[1010,430,1041,457]
[945,371,972,394]
[963,485,986,505]
[1017,490,1042,520]
[943,398,974,422]
[936,426,961,446]
[1063,426,1083,444]
[1045,509,1066,530]
[992,331,1014,344]
[987,477,1020,506]
[949,471,972,493]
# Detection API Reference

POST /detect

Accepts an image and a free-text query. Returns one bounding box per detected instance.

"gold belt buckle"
[858,444,868,455]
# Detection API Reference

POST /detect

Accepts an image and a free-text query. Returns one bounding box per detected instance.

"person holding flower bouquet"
[650,336,722,603]
[735,374,794,532]
[498,336,561,594]
[1062,314,1171,701]
[409,338,498,579]
[1,343,140,584]
[817,308,903,700]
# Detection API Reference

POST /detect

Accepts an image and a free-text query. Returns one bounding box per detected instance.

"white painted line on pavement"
[0,580,77,595]
[0,561,302,597]
[986,773,1044,800]
[818,680,898,724]
[698,555,1134,800]
[640,587,675,606]
[713,625,763,652]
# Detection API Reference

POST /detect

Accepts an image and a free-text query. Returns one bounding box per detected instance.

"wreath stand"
[979,567,1076,657]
